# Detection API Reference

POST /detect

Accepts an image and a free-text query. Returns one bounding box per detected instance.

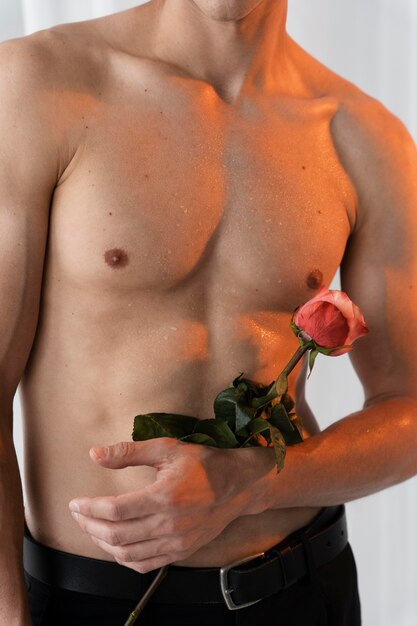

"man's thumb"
[89,440,162,468]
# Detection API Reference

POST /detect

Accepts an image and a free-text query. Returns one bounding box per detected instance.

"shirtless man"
[1,0,417,624]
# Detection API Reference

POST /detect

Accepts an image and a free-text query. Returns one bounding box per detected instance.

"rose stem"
[123,566,169,626]
[281,342,311,379]
[251,335,312,410]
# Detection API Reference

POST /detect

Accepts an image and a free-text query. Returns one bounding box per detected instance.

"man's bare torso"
[21,3,357,566]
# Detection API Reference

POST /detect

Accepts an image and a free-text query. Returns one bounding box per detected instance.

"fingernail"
[91,446,109,460]
[69,501,80,513]
[71,511,79,520]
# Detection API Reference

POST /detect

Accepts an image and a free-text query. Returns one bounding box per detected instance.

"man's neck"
[148,0,292,103]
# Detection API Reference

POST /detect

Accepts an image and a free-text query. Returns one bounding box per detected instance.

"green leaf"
[281,393,295,413]
[308,350,319,377]
[289,415,304,442]
[315,343,350,355]
[180,433,218,446]
[132,413,198,441]
[306,342,350,364]
[251,373,288,409]
[194,419,239,448]
[275,372,289,396]
[239,417,271,447]
[290,318,300,339]
[213,387,257,431]
[132,415,169,441]
[268,404,303,445]
[247,418,271,434]
[269,403,291,430]
[250,377,282,409]
[231,374,275,405]
[236,377,271,398]
[232,373,245,387]
[268,424,286,473]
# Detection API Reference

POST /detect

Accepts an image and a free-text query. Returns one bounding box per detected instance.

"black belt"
[24,505,348,610]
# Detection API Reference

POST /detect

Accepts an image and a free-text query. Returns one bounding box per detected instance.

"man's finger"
[122,554,173,575]
[70,511,160,545]
[89,437,178,469]
[89,534,173,573]
[88,533,165,564]
[69,487,158,521]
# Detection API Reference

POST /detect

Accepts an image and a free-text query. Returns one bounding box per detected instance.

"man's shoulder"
[0,21,108,98]
[0,22,114,179]
[328,78,415,233]
[332,86,412,164]
[295,41,416,227]
[0,30,53,95]
[0,6,159,103]
[295,40,410,148]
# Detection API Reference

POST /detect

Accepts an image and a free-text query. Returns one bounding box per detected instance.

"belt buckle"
[219,552,265,610]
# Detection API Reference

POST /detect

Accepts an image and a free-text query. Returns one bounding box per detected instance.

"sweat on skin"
[1,2,417,623]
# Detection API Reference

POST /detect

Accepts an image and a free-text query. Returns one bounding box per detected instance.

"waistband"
[24,505,347,610]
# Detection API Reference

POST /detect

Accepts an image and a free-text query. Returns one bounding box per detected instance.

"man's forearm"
[67,395,417,572]
[0,420,31,625]
[252,395,417,512]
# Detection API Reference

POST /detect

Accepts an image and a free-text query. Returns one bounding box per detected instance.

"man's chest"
[48,81,355,310]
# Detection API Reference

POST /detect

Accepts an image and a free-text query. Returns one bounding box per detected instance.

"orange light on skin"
[43,90,99,143]
[171,321,209,362]
[237,311,299,382]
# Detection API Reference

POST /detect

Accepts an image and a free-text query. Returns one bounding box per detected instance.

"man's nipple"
[104,248,129,269]
[306,269,323,290]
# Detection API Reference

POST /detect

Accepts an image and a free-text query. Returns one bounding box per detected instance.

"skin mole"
[104,248,129,269]
[306,268,323,290]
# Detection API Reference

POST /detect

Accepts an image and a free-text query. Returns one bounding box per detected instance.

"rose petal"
[293,288,369,351]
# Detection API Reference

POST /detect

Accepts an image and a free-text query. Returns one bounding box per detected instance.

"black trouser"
[25,544,361,626]
[24,510,361,626]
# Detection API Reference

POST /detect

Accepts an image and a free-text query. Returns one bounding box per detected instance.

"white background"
[1,1,417,624]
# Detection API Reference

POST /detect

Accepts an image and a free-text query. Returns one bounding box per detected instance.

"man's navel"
[104,248,129,269]
[306,269,323,290]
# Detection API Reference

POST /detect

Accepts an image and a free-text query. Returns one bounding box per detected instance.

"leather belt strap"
[24,505,348,608]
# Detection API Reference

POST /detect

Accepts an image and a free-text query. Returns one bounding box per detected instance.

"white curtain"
[1,1,417,624]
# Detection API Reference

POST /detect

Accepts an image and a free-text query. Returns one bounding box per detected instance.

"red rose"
[292,286,369,355]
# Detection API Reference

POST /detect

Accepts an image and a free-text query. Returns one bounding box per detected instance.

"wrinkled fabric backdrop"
[1,1,417,624]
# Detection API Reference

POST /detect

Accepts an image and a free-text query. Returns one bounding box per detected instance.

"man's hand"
[69,438,274,573]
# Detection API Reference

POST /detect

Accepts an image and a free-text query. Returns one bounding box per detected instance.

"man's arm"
[0,37,59,624]
[255,96,417,509]
[244,98,417,508]
[69,97,417,573]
